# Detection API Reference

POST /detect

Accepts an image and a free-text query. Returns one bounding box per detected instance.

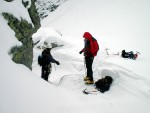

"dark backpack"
[38,55,43,66]
[95,76,113,93]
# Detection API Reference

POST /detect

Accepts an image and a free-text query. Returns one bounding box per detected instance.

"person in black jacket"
[40,44,60,81]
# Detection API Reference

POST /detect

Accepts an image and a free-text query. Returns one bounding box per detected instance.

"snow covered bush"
[33,28,64,49]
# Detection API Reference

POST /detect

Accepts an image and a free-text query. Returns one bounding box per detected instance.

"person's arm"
[79,39,89,54]
[49,54,60,65]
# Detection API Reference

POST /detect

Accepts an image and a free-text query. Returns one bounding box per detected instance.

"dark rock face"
[2,0,41,70]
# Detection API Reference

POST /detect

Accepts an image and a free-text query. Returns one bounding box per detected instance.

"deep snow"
[1,0,150,113]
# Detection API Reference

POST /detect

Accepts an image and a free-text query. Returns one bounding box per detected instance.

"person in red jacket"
[79,32,99,84]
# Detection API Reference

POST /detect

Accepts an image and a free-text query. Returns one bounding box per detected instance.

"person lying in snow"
[121,50,138,60]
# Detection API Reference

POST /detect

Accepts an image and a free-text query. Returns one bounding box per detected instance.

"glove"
[56,61,60,65]
[79,51,82,54]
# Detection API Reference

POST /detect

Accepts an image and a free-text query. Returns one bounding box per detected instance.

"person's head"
[83,32,92,41]
[44,43,52,50]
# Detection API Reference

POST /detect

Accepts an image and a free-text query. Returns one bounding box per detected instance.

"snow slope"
[34,0,150,112]
[1,0,150,113]
[42,0,150,77]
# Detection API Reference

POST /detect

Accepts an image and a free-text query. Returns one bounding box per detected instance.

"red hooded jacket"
[81,32,99,57]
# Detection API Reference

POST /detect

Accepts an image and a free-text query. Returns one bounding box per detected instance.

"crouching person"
[38,44,60,81]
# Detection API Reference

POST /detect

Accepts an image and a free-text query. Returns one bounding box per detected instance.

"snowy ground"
[33,0,150,112]
[1,0,150,113]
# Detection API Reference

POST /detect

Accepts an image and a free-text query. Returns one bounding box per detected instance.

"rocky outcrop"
[3,0,41,70]
[35,0,68,19]
[25,0,41,29]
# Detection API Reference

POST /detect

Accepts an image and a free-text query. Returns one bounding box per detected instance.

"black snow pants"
[85,57,94,81]
[41,64,51,81]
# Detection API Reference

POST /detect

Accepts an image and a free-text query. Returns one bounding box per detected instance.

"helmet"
[46,43,52,49]
[42,42,52,49]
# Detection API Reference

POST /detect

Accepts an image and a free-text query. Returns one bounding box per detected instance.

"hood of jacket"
[83,32,93,41]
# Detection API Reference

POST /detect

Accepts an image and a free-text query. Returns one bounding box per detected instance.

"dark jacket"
[42,48,59,65]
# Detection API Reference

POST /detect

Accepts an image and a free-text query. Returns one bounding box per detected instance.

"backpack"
[38,55,43,66]
[95,76,113,93]
[91,37,99,56]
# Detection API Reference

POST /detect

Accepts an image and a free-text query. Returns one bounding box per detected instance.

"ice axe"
[105,48,109,55]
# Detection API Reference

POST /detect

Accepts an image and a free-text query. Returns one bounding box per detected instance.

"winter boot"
[85,79,94,84]
[84,76,90,81]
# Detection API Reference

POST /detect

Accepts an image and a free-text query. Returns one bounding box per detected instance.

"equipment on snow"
[105,48,109,55]
[83,88,97,95]
[105,48,119,55]
[48,74,77,86]
[95,76,113,93]
[48,75,67,86]
[121,50,139,60]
